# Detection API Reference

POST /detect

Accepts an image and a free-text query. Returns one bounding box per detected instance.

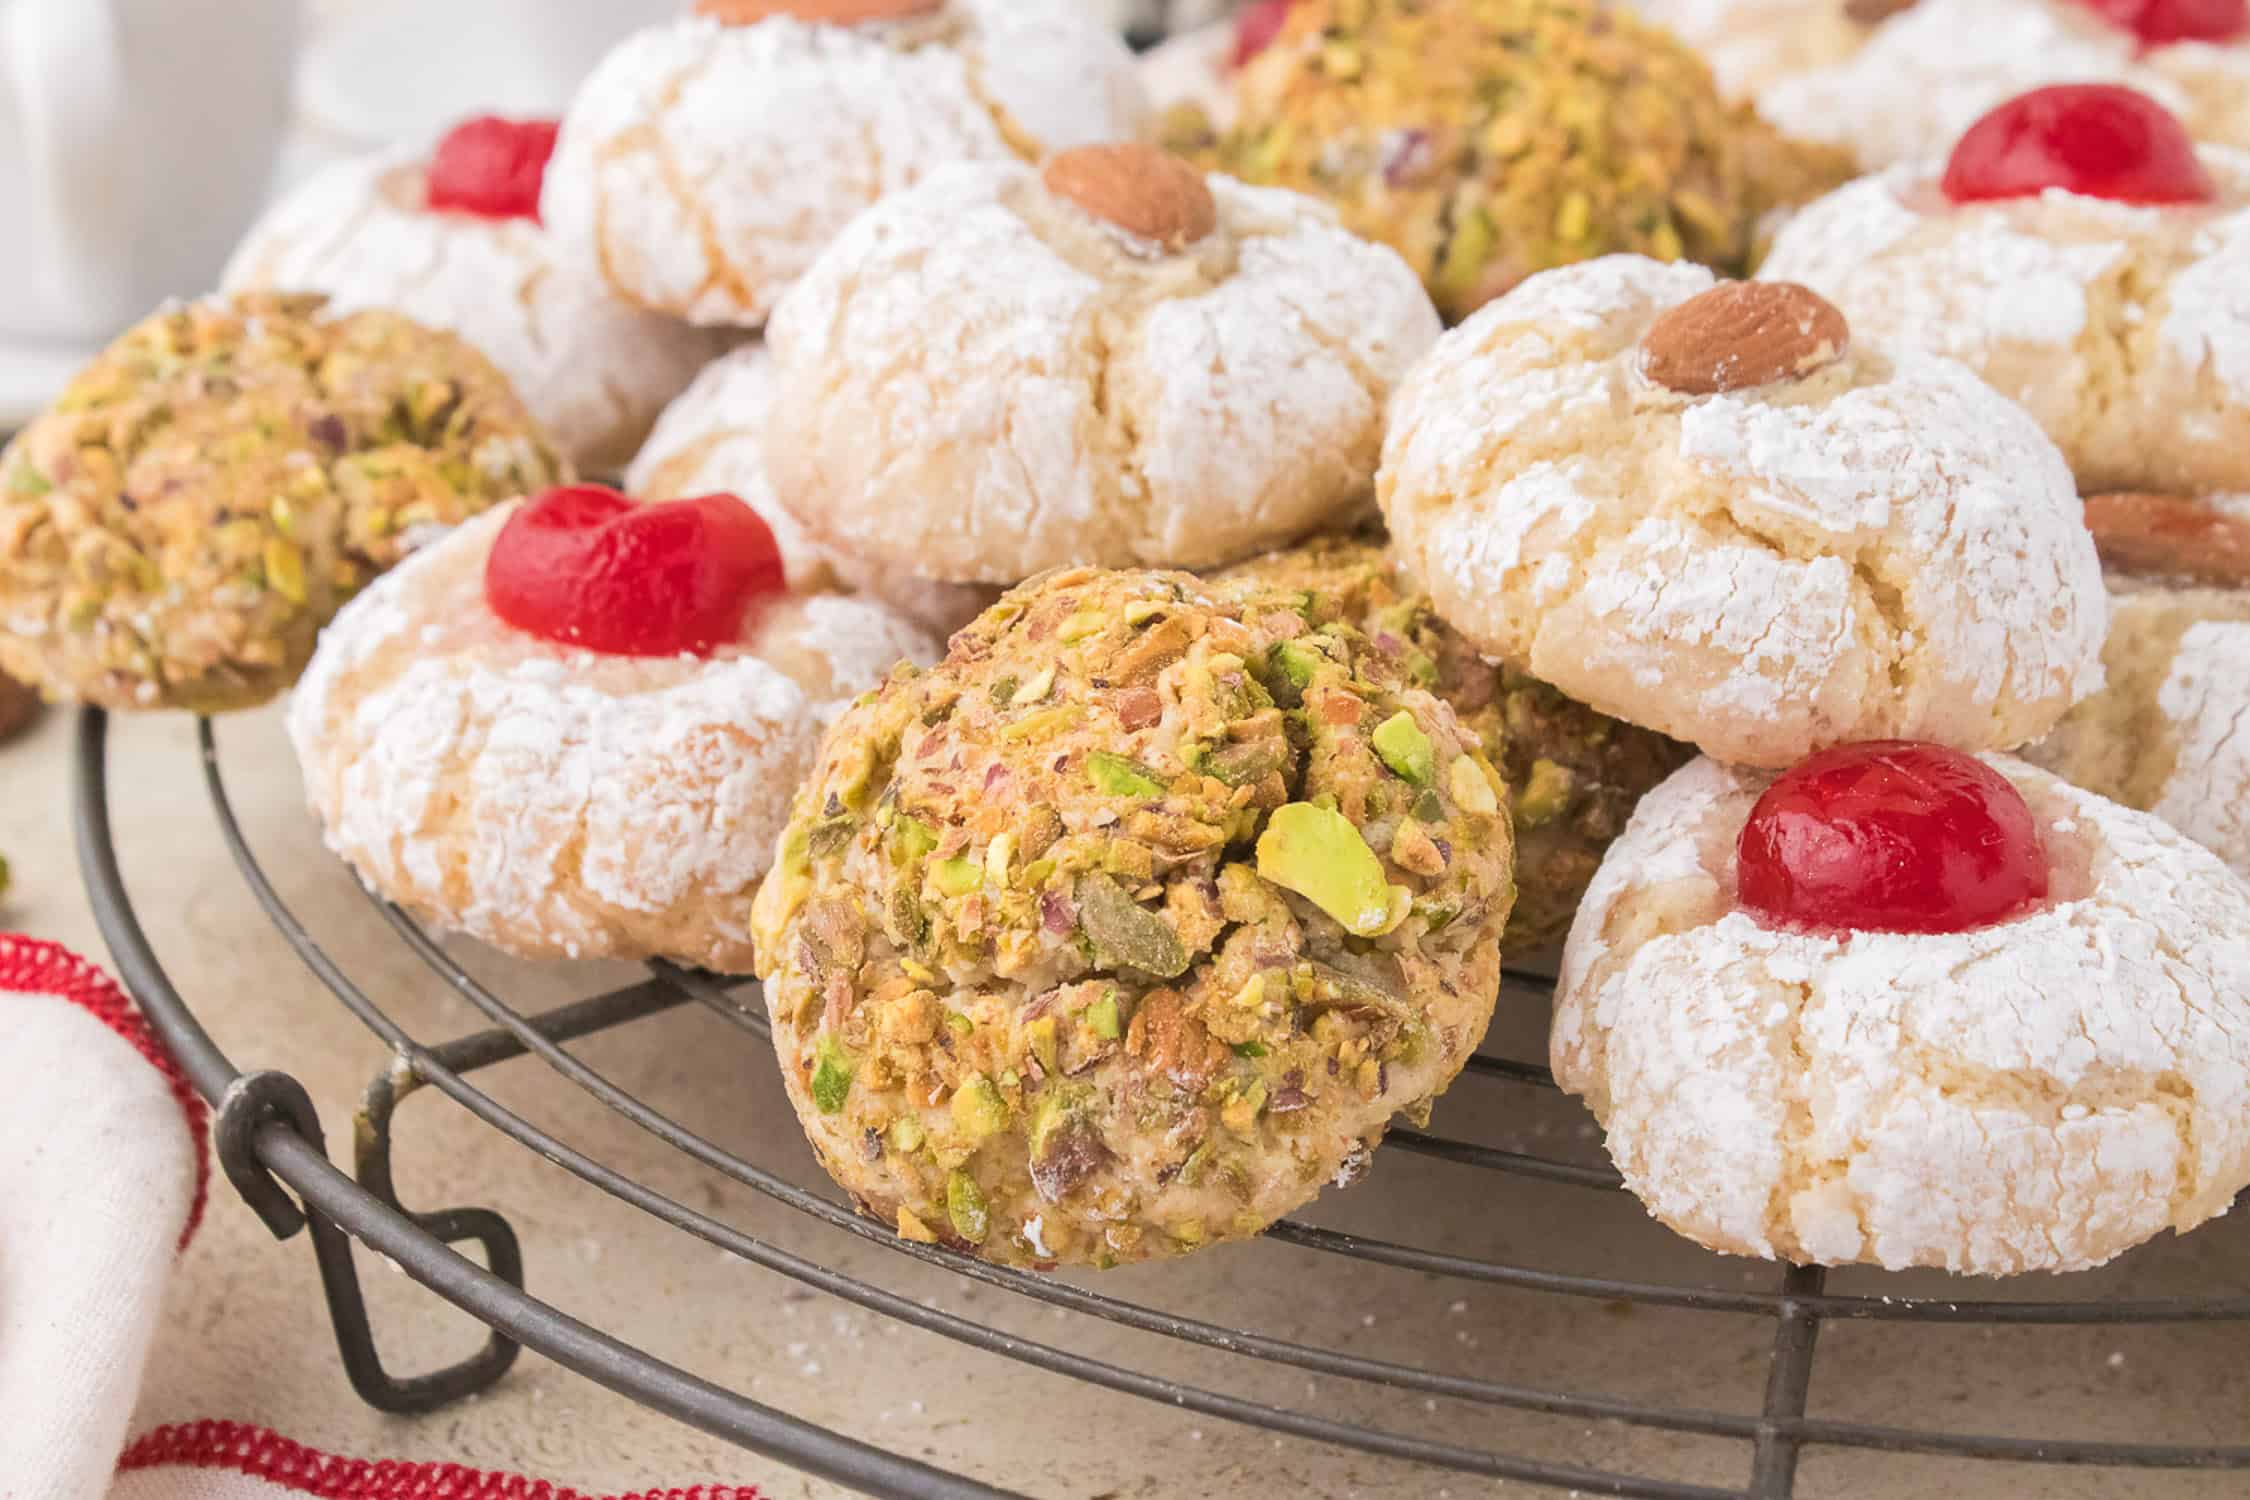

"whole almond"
[1043,145,1218,251]
[2083,492,2250,589]
[696,0,942,25]
[1639,282,1851,396]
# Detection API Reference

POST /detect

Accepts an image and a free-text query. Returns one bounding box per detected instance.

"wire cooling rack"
[72,707,2250,1499]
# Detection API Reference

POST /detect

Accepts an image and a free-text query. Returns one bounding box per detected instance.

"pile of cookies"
[3,0,2247,1279]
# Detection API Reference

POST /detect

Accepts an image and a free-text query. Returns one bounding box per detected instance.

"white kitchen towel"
[0,934,764,1500]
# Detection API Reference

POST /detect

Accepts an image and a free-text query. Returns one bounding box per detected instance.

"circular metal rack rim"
[72,706,2250,1500]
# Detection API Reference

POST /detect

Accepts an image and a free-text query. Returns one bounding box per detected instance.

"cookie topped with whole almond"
[541,0,1149,329]
[1762,85,2250,500]
[1377,255,2108,769]
[761,144,1441,584]
[2025,491,2250,880]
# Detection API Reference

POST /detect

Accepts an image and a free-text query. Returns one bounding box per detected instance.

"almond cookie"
[542,0,1149,330]
[1378,257,2108,768]
[1210,0,1855,322]
[224,121,728,475]
[289,488,939,973]
[627,343,996,638]
[765,146,1439,584]
[751,565,1515,1267]
[1554,744,2250,1275]
[1664,0,2250,169]
[1216,534,1692,952]
[0,295,562,714]
[2023,492,2250,880]
[1760,87,2250,498]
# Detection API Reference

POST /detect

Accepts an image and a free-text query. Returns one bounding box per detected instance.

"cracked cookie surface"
[1216,534,1690,951]
[0,294,562,713]
[628,342,997,638]
[764,159,1439,583]
[225,148,728,475]
[541,1,1148,329]
[751,566,1515,1267]
[1378,255,2108,768]
[1760,146,2250,497]
[288,502,939,973]
[1553,754,2250,1274]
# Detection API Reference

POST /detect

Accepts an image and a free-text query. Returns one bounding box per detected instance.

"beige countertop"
[2,702,2245,1498]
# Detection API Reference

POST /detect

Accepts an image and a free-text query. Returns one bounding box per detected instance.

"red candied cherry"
[426,116,562,221]
[1941,85,2215,206]
[484,486,787,657]
[1737,742,2050,937]
[2076,0,2247,44]
[1233,0,1295,65]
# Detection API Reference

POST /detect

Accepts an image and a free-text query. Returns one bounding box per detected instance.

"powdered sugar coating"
[1745,0,2250,169]
[1629,0,1862,100]
[542,2,1148,329]
[2154,621,2250,876]
[1763,150,2250,495]
[1553,755,2250,1274]
[765,161,1440,582]
[1379,255,2108,769]
[287,504,940,972]
[223,149,726,474]
[626,344,995,637]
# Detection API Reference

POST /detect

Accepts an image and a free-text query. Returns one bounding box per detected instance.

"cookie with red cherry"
[2025,491,2250,879]
[1378,256,2107,769]
[542,0,1149,330]
[224,118,725,475]
[1656,0,2250,169]
[764,143,1440,583]
[627,343,996,638]
[1553,742,2250,1274]
[1763,86,2250,498]
[287,485,940,973]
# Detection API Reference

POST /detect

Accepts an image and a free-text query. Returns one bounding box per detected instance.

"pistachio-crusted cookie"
[765,145,1439,583]
[1676,0,2250,171]
[224,128,726,474]
[1212,0,1854,322]
[752,566,1516,1267]
[628,343,998,638]
[543,0,1149,329]
[2024,493,2250,881]
[1378,258,2109,768]
[1760,93,2250,498]
[1217,535,1690,950]
[0,295,562,713]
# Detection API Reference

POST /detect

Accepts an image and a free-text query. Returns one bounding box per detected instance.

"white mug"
[0,0,299,344]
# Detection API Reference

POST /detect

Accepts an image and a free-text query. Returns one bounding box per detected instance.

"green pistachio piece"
[1450,755,1501,817]
[944,1010,974,1039]
[950,1074,1008,1140]
[1087,750,1167,800]
[1267,641,1319,706]
[1204,741,1288,788]
[1256,803,1405,938]
[1024,1015,1059,1075]
[890,816,939,864]
[1516,758,1577,827]
[1077,872,1190,978]
[810,1037,854,1114]
[1232,1040,1268,1058]
[931,855,983,897]
[888,1115,925,1153]
[1372,711,1436,787]
[8,465,50,497]
[1412,788,1445,823]
[946,1170,990,1243]
[1085,992,1122,1040]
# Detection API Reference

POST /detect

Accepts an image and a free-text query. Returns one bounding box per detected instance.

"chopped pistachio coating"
[1218,535,1693,951]
[0,293,563,712]
[1213,0,1855,322]
[753,566,1515,1269]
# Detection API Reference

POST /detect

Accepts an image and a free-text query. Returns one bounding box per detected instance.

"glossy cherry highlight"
[2077,0,2247,44]
[426,116,563,221]
[484,486,786,658]
[1941,86,2214,205]
[1233,0,1295,64]
[1737,742,2050,937]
